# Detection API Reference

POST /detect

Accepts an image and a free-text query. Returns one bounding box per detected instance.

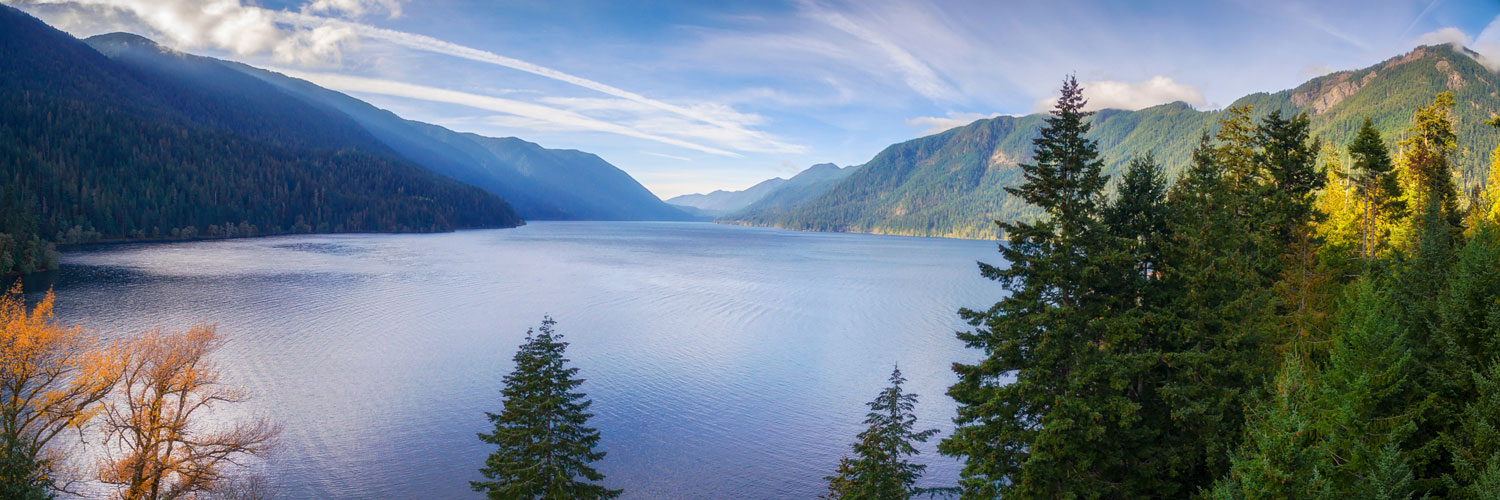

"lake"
[33,221,1000,499]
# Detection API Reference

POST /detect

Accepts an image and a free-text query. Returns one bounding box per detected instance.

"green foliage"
[1315,278,1422,496]
[942,77,1167,499]
[1348,119,1402,259]
[1256,111,1325,243]
[473,317,620,500]
[1208,354,1331,500]
[1398,92,1463,229]
[823,366,940,500]
[1104,154,1170,296]
[0,431,52,500]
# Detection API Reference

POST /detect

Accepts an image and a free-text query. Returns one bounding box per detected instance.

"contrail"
[274,10,805,154]
[274,68,742,157]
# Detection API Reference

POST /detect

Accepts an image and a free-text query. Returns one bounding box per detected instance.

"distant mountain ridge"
[668,163,859,218]
[725,163,859,221]
[82,32,692,222]
[722,44,1500,239]
[668,177,789,216]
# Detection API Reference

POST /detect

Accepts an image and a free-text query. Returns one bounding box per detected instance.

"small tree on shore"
[473,316,620,500]
[824,366,939,500]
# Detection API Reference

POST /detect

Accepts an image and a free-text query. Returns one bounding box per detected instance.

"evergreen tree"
[1446,362,1500,499]
[1105,154,1171,299]
[1156,121,1281,493]
[0,431,51,500]
[1207,353,1330,500]
[473,317,620,500]
[823,366,939,500]
[1397,92,1461,230]
[1255,110,1324,246]
[942,76,1160,498]
[1316,278,1422,496]
[1314,154,1364,276]
[1348,119,1401,259]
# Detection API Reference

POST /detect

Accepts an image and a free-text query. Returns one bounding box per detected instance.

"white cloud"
[1415,26,1469,47]
[1032,76,1206,112]
[11,0,359,66]
[272,69,743,157]
[1469,17,1500,73]
[905,111,998,136]
[1413,22,1500,73]
[1300,63,1338,77]
[302,0,401,19]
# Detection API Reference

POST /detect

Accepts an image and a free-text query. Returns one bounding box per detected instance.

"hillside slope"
[724,44,1500,239]
[227,61,692,221]
[0,6,522,275]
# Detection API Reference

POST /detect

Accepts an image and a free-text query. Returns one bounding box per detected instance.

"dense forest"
[0,5,523,276]
[886,76,1500,498]
[725,44,1500,240]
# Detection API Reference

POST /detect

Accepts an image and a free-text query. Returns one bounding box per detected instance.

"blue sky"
[9,0,1500,198]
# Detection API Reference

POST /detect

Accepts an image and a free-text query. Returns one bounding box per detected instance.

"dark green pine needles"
[941,75,1160,498]
[473,316,621,500]
[824,366,940,500]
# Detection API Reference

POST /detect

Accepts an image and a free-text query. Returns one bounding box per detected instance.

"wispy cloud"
[273,68,743,156]
[10,0,806,155]
[642,152,692,162]
[1413,22,1500,72]
[302,0,402,19]
[799,0,959,102]
[271,10,807,153]
[905,111,998,136]
[1033,76,1206,112]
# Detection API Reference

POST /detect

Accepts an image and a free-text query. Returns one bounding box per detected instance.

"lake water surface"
[36,221,999,499]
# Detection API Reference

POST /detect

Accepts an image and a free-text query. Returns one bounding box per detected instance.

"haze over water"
[36,222,998,499]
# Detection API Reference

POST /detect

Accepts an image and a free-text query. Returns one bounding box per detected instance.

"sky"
[6,0,1500,198]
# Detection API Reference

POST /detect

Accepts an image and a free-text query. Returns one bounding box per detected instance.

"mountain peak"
[85,32,178,57]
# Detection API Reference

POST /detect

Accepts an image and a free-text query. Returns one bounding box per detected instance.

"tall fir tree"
[1156,117,1282,493]
[1255,110,1324,246]
[941,76,1162,499]
[1397,92,1461,231]
[1445,362,1500,500]
[823,366,940,500]
[1347,119,1401,260]
[473,317,621,500]
[1105,154,1171,300]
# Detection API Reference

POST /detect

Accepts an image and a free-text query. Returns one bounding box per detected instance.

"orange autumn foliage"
[0,282,121,474]
[97,325,278,500]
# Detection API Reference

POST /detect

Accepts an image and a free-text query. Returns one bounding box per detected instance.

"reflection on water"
[37,221,999,499]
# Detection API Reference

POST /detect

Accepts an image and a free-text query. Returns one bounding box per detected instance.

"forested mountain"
[0,5,523,275]
[724,44,1500,239]
[225,60,692,221]
[667,177,788,216]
